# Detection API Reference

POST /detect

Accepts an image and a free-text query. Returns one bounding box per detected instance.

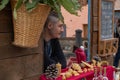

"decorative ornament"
[45,64,58,80]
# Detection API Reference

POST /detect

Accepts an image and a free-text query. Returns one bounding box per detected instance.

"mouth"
[59,33,62,35]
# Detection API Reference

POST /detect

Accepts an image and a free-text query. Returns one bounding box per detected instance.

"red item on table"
[75,48,86,63]
[67,57,77,67]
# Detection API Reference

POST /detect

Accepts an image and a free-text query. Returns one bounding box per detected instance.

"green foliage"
[0,0,9,10]
[0,0,81,22]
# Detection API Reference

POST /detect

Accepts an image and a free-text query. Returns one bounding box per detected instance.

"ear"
[48,22,53,29]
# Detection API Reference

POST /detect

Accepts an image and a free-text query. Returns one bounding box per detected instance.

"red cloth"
[75,48,86,63]
[66,66,115,80]
[105,66,115,80]
[40,66,115,80]
[67,57,77,67]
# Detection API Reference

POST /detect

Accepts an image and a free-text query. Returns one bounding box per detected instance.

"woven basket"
[11,1,51,48]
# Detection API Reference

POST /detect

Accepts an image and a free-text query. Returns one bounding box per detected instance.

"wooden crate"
[98,38,118,56]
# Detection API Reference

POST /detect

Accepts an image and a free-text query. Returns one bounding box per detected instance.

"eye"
[59,24,64,28]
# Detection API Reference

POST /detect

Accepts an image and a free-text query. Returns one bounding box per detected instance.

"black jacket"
[114,27,120,46]
[44,38,67,71]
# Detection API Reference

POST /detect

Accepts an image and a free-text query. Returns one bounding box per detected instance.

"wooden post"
[90,0,116,57]
[75,29,82,47]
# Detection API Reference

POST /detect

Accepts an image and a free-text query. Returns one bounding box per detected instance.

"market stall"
[40,48,115,80]
[40,64,115,80]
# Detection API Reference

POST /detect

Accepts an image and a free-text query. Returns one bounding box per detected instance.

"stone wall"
[59,37,76,52]
[59,37,76,59]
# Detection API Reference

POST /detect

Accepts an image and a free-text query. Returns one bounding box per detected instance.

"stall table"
[40,66,115,80]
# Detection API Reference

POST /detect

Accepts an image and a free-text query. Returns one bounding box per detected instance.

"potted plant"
[0,0,81,48]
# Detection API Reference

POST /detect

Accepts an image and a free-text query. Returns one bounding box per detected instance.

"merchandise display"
[40,60,115,80]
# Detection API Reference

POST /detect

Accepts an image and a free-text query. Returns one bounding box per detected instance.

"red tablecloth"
[40,66,115,80]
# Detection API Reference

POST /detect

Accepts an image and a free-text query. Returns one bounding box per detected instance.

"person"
[113,18,120,68]
[43,11,67,71]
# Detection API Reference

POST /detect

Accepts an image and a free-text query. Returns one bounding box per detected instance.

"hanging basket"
[11,1,51,48]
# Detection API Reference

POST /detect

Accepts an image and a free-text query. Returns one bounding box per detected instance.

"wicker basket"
[11,1,51,48]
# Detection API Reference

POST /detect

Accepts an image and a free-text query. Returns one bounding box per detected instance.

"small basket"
[11,1,51,48]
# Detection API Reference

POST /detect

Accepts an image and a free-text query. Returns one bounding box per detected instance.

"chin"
[52,34,61,38]
[58,35,61,38]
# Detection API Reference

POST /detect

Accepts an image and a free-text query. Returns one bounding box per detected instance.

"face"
[48,20,64,39]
